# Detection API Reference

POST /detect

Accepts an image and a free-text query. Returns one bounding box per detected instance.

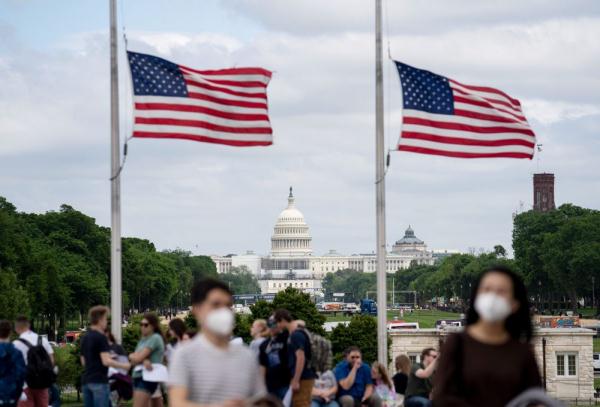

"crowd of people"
[0,265,563,407]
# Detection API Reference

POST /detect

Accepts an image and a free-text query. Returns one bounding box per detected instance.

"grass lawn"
[594,338,600,353]
[325,309,461,329]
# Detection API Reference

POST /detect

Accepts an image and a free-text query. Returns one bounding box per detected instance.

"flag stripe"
[403,117,535,137]
[179,65,272,78]
[449,79,521,108]
[184,78,268,100]
[135,117,272,134]
[453,95,527,122]
[183,72,266,92]
[134,95,268,114]
[403,126,534,144]
[399,145,532,159]
[133,132,272,147]
[451,86,521,113]
[402,109,532,131]
[402,132,535,148]
[135,103,270,121]
[135,110,270,128]
[399,137,534,154]
[186,92,268,110]
[133,125,273,142]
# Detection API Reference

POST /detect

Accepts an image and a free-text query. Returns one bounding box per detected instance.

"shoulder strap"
[16,338,33,348]
[37,335,43,346]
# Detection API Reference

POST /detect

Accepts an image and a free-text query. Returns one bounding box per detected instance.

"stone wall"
[389,328,594,401]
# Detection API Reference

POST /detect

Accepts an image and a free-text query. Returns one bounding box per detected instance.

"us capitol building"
[211,188,437,295]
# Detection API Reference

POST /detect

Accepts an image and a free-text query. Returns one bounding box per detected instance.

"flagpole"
[109,0,123,342]
[375,0,388,365]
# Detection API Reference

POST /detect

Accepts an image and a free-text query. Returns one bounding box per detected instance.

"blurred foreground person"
[273,309,315,407]
[334,347,381,407]
[432,265,542,407]
[392,355,411,397]
[0,320,26,407]
[168,279,265,406]
[259,317,290,400]
[404,348,437,407]
[80,306,131,407]
[250,319,269,356]
[371,362,396,407]
[165,318,189,364]
[128,313,165,407]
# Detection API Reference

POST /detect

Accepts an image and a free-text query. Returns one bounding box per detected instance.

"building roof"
[394,225,424,245]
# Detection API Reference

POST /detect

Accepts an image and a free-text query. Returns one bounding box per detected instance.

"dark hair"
[272,309,292,323]
[466,264,533,342]
[190,278,232,305]
[421,347,436,360]
[15,315,29,329]
[105,329,117,344]
[89,305,109,325]
[344,346,361,357]
[0,320,11,339]
[168,318,187,341]
[142,312,163,338]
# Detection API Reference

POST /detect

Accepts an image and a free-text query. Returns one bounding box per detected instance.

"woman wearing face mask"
[432,265,541,407]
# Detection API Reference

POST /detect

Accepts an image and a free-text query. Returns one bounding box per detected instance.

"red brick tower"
[533,173,556,212]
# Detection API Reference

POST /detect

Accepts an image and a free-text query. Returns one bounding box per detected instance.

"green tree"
[0,268,30,320]
[322,269,376,302]
[329,315,379,363]
[271,287,325,335]
[219,266,260,295]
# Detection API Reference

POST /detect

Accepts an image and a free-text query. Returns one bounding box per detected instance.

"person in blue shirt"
[334,347,382,407]
[0,320,26,407]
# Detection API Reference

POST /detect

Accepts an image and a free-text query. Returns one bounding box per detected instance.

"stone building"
[389,328,594,402]
[533,173,556,212]
[211,188,437,292]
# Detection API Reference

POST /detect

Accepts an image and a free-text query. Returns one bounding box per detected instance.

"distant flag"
[127,51,273,147]
[395,61,535,159]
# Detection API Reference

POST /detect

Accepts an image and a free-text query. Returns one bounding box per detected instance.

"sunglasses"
[141,323,149,327]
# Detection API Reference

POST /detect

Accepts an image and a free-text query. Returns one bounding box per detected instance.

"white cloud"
[523,100,600,125]
[0,3,599,256]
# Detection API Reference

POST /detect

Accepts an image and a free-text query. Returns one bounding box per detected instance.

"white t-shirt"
[169,334,265,404]
[13,330,54,365]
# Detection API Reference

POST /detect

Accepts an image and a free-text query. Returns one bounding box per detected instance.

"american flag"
[395,61,536,159]
[127,51,273,147]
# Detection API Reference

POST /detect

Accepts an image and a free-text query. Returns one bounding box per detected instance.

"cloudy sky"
[1,0,599,257]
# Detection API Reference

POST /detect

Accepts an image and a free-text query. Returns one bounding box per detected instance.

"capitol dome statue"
[271,187,312,257]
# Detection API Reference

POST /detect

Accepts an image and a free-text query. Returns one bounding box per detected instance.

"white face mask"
[474,292,512,323]
[204,308,235,337]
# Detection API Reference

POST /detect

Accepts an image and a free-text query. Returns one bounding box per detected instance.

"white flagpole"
[109,0,123,342]
[375,0,388,365]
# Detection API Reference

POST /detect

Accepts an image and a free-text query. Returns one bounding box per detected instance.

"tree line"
[0,197,218,339]
[323,204,600,313]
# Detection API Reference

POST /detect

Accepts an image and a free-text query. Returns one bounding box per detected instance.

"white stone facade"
[259,278,322,295]
[211,189,436,290]
[270,187,312,257]
[389,328,594,402]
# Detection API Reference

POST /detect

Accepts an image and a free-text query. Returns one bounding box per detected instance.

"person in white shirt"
[13,316,54,407]
[168,279,265,407]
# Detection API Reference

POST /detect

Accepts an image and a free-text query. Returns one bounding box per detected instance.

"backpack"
[296,327,332,373]
[17,336,56,389]
[0,343,27,404]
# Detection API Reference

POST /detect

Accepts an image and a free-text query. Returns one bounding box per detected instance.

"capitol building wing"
[211,188,435,294]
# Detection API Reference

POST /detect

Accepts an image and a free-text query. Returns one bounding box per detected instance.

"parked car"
[387,321,420,331]
[343,303,360,315]
[593,353,600,371]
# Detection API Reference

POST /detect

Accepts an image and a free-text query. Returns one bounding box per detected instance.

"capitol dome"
[271,187,312,257]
